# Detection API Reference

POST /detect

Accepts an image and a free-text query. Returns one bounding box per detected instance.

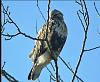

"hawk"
[28,9,68,80]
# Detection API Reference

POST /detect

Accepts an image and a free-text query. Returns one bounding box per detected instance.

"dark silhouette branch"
[1,1,84,82]
[2,32,46,41]
[71,1,100,82]
[1,62,18,82]
[71,0,89,82]
[2,0,59,82]
[36,0,46,22]
[50,75,56,82]
[1,70,18,82]
[2,1,96,82]
[75,0,81,6]
[94,2,100,17]
[37,0,59,81]
[54,60,59,82]
[84,46,100,52]
[2,61,6,70]
[50,62,55,71]
[1,2,46,41]
[46,0,59,81]
[77,11,85,32]
[46,66,56,80]
[35,19,38,34]
[59,56,84,82]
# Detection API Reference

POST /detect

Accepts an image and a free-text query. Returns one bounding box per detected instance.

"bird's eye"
[53,14,58,17]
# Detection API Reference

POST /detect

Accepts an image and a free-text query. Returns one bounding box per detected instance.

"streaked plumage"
[28,9,68,80]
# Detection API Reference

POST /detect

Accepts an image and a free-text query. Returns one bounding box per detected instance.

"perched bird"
[28,9,68,80]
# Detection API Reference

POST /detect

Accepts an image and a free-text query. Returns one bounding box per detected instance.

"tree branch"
[84,46,100,52]
[2,1,60,82]
[1,70,18,82]
[1,62,18,82]
[71,0,89,82]
[36,0,46,22]
[59,56,84,82]
[77,11,85,32]
[1,2,46,41]
[94,2,100,17]
[54,60,59,82]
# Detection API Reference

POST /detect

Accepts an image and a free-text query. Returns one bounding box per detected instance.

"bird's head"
[49,9,63,20]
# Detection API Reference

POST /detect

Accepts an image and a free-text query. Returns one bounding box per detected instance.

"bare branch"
[54,60,59,82]
[79,10,84,15]
[2,31,46,41]
[59,56,84,82]
[46,65,63,82]
[2,61,6,70]
[50,62,55,71]
[46,66,55,80]
[77,11,85,32]
[1,61,18,82]
[84,46,100,52]
[75,0,81,6]
[46,0,50,40]
[2,1,60,82]
[1,70,18,82]
[44,0,59,81]
[68,62,80,82]
[50,75,56,82]
[35,19,38,34]
[71,0,89,82]
[36,0,46,22]
[94,2,100,17]
[1,2,46,41]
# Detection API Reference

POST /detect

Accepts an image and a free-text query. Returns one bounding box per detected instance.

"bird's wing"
[29,22,51,64]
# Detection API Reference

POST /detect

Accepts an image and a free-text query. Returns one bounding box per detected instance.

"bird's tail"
[28,64,43,80]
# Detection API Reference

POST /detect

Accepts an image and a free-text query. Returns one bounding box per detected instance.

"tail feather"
[28,65,43,80]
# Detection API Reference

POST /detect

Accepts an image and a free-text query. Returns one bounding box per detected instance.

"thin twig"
[71,0,89,82]
[36,19,38,34]
[94,2,100,17]
[59,56,84,82]
[36,0,46,22]
[2,1,59,82]
[75,0,81,6]
[68,62,80,82]
[2,61,6,70]
[77,11,85,32]
[1,70,18,82]
[1,3,46,41]
[44,0,59,81]
[84,46,100,52]
[2,32,46,41]
[50,62,55,71]
[46,66,55,79]
[50,75,56,82]
[46,0,50,40]
[54,60,59,82]
[46,7,59,82]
